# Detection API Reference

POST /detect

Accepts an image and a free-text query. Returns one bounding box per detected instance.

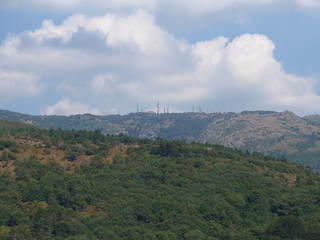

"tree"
[265,216,305,239]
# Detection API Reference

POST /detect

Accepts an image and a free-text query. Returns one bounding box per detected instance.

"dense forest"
[0,120,319,239]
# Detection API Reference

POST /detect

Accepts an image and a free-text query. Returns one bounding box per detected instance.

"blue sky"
[0,0,320,116]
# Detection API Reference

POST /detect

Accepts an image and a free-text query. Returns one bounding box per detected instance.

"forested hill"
[1,109,320,172]
[0,120,320,239]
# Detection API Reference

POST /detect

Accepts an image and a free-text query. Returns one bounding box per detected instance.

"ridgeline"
[1,109,320,171]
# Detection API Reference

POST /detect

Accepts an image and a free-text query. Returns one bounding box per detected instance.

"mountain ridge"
[1,109,320,171]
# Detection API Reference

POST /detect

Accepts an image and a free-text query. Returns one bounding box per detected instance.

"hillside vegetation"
[0,120,319,239]
[1,109,320,171]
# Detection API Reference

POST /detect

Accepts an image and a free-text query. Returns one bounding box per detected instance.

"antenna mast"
[157,101,160,115]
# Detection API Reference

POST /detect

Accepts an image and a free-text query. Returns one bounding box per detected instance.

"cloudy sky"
[0,0,320,116]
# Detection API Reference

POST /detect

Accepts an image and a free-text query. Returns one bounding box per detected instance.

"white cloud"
[0,69,41,100]
[225,34,278,84]
[24,10,181,56]
[1,11,320,115]
[44,98,101,116]
[296,0,320,7]
[28,15,87,43]
[192,37,228,73]
[223,34,320,111]
[86,10,178,55]
[91,74,117,94]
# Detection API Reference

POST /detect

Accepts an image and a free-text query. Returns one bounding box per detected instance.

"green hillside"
[0,120,319,239]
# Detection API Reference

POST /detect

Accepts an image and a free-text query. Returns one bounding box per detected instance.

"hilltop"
[1,109,320,171]
[0,120,319,239]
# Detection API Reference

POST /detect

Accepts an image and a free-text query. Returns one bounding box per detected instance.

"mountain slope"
[0,120,319,239]
[200,111,320,171]
[1,109,320,171]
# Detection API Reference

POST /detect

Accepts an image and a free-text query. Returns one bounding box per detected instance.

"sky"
[0,0,320,116]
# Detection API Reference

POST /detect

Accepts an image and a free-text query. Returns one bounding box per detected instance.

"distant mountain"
[304,114,320,127]
[0,120,319,239]
[1,109,320,171]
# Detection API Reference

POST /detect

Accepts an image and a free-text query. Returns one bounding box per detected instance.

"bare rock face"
[200,111,319,153]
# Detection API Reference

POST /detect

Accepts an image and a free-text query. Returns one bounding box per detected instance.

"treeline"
[0,121,319,239]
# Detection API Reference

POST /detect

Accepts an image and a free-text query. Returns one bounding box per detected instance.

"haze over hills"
[1,109,320,171]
